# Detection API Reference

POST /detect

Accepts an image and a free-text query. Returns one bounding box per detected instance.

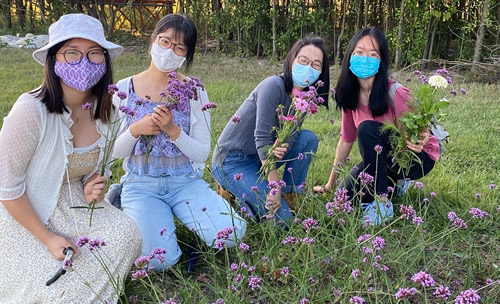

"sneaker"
[361,200,394,225]
[396,179,413,196]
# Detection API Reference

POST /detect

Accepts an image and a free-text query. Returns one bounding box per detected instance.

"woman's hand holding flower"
[84,175,108,203]
[153,105,181,140]
[130,113,161,138]
[272,140,289,160]
[406,130,430,153]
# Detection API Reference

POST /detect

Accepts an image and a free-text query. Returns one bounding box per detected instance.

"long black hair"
[335,27,390,117]
[150,14,197,70]
[31,40,114,123]
[281,36,330,108]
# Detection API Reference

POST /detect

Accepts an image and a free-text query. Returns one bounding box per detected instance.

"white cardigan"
[0,92,116,224]
[112,76,212,174]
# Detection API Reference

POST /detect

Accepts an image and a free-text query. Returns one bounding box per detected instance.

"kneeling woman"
[212,36,330,224]
[0,14,141,302]
[313,28,439,225]
[112,14,246,269]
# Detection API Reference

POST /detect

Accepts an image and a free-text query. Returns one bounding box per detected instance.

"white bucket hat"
[32,13,123,65]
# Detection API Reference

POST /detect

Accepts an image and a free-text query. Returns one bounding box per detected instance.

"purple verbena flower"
[233,173,243,182]
[357,234,371,244]
[231,115,241,123]
[413,216,424,225]
[215,227,235,240]
[395,287,417,299]
[134,256,150,268]
[248,275,262,290]
[349,296,365,304]
[469,207,490,219]
[76,236,89,247]
[434,285,451,300]
[370,236,385,250]
[414,181,424,189]
[411,271,435,287]
[107,84,118,95]
[302,217,319,232]
[131,269,147,280]
[238,243,249,251]
[201,102,217,111]
[82,102,92,110]
[400,204,417,220]
[117,91,127,100]
[454,289,480,304]
[359,172,374,185]
[281,236,296,245]
[351,269,360,279]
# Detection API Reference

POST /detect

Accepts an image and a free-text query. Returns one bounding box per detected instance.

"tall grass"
[0,48,498,303]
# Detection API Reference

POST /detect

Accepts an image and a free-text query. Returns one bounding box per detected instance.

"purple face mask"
[54,57,106,92]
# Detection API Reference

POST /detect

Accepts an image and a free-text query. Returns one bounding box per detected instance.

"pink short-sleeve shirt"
[340,79,440,161]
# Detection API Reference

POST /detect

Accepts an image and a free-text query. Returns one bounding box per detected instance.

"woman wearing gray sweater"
[212,36,330,225]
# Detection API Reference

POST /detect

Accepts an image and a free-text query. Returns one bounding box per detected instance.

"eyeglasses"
[157,35,188,56]
[58,49,107,65]
[352,50,381,59]
[297,55,323,71]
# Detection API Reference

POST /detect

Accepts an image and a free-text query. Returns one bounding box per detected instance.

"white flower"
[428,75,448,89]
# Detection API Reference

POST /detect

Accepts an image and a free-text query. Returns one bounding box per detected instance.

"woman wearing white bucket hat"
[0,14,141,302]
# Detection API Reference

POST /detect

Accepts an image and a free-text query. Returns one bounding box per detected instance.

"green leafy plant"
[382,71,450,174]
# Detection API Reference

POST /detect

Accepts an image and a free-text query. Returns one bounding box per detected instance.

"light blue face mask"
[292,63,321,88]
[349,55,381,79]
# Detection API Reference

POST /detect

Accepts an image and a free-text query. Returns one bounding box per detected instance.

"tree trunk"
[496,5,500,46]
[356,0,362,30]
[272,0,277,58]
[363,0,368,28]
[332,0,336,64]
[335,0,346,64]
[421,15,432,69]
[15,0,25,30]
[473,0,490,68]
[1,0,13,29]
[394,0,406,69]
[427,19,437,61]
[211,0,222,50]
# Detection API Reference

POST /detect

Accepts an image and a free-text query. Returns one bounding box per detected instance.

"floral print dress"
[0,145,142,303]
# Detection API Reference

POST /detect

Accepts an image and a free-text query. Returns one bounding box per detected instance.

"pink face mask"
[54,57,106,92]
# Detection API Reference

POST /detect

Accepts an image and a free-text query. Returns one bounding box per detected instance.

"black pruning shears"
[46,247,74,286]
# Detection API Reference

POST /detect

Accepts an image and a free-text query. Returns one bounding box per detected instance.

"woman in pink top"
[313,28,438,225]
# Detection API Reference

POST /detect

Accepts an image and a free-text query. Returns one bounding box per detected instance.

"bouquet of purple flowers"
[259,82,324,178]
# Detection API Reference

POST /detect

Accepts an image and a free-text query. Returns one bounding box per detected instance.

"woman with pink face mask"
[0,14,141,302]
[111,14,246,270]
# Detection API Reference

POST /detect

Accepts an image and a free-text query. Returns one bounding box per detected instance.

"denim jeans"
[211,130,318,224]
[120,171,246,270]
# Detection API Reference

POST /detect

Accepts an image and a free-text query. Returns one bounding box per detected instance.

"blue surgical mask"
[349,55,381,79]
[292,63,321,88]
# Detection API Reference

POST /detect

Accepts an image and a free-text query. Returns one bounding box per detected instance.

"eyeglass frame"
[296,55,323,71]
[155,35,188,56]
[56,48,108,65]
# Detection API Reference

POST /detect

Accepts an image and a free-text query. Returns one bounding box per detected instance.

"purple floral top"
[125,80,193,176]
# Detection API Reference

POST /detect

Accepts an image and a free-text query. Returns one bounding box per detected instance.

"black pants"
[339,120,435,204]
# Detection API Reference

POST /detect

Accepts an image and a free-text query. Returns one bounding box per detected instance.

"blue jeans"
[211,130,318,224]
[121,172,247,270]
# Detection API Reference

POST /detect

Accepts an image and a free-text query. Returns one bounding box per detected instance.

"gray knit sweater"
[212,75,300,167]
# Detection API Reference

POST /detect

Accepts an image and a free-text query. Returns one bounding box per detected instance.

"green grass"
[1,48,499,303]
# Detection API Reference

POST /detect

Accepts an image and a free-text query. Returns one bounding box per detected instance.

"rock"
[1,34,49,49]
[15,39,27,47]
